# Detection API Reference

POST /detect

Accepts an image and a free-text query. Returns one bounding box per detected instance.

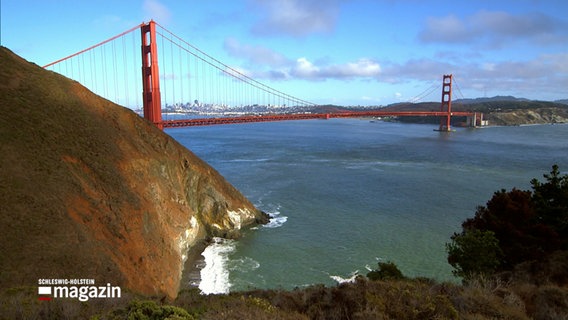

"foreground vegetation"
[3,262,567,320]
[2,167,567,319]
[447,165,568,280]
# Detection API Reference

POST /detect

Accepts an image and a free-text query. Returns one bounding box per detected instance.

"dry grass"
[1,244,566,319]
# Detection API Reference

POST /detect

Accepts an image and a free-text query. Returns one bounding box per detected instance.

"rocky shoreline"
[180,239,209,290]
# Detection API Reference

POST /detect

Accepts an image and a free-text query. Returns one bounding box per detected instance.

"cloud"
[380,59,454,83]
[229,56,382,82]
[380,53,568,99]
[223,37,382,81]
[290,57,382,80]
[143,0,171,24]
[222,39,566,99]
[419,10,568,47]
[223,38,382,81]
[223,38,290,67]
[249,0,343,36]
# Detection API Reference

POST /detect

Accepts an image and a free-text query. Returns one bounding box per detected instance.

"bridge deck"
[161,111,475,128]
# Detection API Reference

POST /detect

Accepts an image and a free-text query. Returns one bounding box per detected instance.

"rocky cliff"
[0,47,267,300]
[484,107,568,126]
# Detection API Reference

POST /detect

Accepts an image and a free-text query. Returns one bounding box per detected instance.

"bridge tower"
[141,20,163,129]
[438,74,452,132]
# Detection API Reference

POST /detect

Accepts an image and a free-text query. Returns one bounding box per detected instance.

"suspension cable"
[409,81,440,103]
[43,23,144,68]
[452,75,466,100]
[154,22,316,107]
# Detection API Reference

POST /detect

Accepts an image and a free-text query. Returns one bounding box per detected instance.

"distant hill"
[375,97,568,126]
[454,95,530,104]
[304,96,568,126]
[0,47,266,300]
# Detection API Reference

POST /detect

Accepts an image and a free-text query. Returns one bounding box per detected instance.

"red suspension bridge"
[44,20,482,132]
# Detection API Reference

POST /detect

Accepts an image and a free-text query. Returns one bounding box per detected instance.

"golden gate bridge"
[43,20,482,132]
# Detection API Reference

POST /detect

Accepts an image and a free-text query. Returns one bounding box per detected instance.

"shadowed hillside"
[0,47,267,300]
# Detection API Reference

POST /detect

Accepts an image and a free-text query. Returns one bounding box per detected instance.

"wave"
[230,256,260,273]
[199,237,236,295]
[329,270,360,284]
[263,208,288,229]
[228,158,272,162]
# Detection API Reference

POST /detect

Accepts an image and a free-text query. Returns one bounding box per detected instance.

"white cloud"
[380,59,454,83]
[419,10,568,48]
[292,57,320,78]
[223,38,290,67]
[290,57,381,80]
[250,0,343,37]
[143,0,171,24]
[225,55,382,82]
[482,63,496,72]
[380,53,568,99]
[223,38,382,82]
[327,59,381,78]
[419,14,469,43]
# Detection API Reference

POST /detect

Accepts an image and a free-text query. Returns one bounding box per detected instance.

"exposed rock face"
[0,47,267,300]
[485,108,568,126]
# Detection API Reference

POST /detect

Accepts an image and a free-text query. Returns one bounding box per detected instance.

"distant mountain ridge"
[455,96,568,106]
[454,96,531,104]
[367,95,568,126]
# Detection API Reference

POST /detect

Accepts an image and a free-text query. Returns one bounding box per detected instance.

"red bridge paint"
[161,110,476,128]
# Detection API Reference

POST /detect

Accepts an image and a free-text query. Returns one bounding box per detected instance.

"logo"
[37,279,121,302]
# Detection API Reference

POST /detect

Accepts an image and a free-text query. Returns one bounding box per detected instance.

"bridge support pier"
[466,112,486,127]
[141,20,163,129]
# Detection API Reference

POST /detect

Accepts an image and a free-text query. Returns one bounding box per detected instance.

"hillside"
[461,99,568,126]
[0,47,267,300]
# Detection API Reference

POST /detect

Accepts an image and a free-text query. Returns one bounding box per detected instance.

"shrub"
[446,229,503,280]
[107,300,195,320]
[531,164,568,243]
[449,165,568,278]
[367,261,405,281]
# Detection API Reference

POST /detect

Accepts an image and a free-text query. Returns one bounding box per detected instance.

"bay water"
[167,119,568,294]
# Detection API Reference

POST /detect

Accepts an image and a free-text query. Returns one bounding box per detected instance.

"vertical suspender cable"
[170,33,176,109]
[160,32,167,119]
[179,38,184,108]
[121,34,126,108]
[190,47,194,106]
[208,57,213,107]
[195,46,199,107]
[132,31,140,110]
[202,56,206,105]
[122,35,129,108]
[112,40,118,104]
[92,48,97,94]
[101,45,108,99]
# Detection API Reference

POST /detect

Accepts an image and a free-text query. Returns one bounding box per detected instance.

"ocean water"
[167,120,568,294]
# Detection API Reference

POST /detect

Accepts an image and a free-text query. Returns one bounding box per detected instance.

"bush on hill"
[447,165,568,280]
[366,261,406,281]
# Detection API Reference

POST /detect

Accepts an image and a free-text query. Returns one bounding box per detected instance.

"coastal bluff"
[0,47,267,300]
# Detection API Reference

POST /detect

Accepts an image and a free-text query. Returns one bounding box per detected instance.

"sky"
[2,0,568,106]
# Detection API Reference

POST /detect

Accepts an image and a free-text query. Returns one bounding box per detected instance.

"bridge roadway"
[161,110,476,128]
